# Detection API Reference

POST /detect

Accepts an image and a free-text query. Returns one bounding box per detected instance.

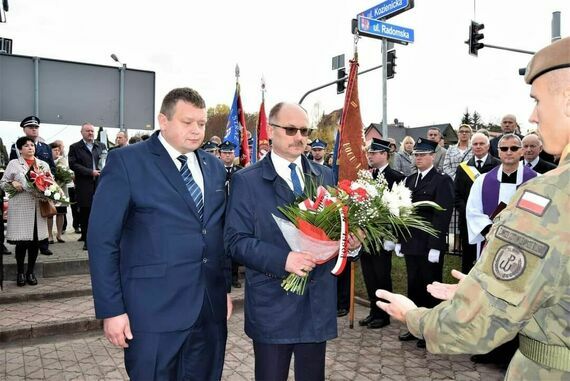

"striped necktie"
[177,155,204,220]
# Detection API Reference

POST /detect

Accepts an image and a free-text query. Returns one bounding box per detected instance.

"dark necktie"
[177,155,204,220]
[288,162,303,196]
[415,172,423,187]
[526,162,532,167]
[476,160,483,170]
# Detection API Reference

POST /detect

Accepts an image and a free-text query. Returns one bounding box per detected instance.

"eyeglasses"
[498,146,521,152]
[269,123,311,137]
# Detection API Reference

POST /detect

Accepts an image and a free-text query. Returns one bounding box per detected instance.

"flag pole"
[348,34,360,330]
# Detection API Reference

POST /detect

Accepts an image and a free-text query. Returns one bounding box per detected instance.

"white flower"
[44,189,52,197]
[53,192,61,201]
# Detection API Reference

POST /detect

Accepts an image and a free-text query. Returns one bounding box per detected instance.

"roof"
[365,123,458,146]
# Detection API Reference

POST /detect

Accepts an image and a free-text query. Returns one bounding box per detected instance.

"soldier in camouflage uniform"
[375,37,570,380]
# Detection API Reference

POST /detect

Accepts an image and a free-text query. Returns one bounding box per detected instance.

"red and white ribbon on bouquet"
[331,205,349,276]
[298,186,335,211]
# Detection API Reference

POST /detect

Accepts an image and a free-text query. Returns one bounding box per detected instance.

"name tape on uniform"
[495,225,549,258]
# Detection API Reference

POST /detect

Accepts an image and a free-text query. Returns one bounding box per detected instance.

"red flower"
[34,174,49,192]
[338,179,352,194]
[352,187,368,202]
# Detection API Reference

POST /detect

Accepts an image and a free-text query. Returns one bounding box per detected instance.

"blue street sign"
[358,0,414,20]
[357,16,414,44]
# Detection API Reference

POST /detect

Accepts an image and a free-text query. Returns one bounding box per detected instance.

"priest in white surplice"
[466,134,538,258]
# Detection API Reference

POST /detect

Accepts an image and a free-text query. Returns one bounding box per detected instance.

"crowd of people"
[1,37,567,380]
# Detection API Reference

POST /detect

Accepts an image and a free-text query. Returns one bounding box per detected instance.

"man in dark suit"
[88,88,231,380]
[359,138,405,329]
[398,138,454,348]
[10,116,57,256]
[454,132,500,273]
[219,140,243,288]
[68,123,103,251]
[489,114,524,158]
[522,134,557,173]
[225,102,360,381]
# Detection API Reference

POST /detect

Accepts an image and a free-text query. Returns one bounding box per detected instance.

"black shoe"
[2,246,11,255]
[16,273,26,287]
[74,228,81,234]
[41,249,53,256]
[82,243,88,251]
[358,315,374,327]
[470,354,494,364]
[78,237,85,242]
[367,318,390,329]
[26,273,38,286]
[416,339,426,348]
[232,280,241,288]
[57,237,65,243]
[49,240,55,244]
[398,331,417,341]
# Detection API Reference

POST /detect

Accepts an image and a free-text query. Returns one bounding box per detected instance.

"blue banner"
[224,90,241,157]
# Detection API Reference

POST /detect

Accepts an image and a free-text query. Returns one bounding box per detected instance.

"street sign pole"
[382,39,388,138]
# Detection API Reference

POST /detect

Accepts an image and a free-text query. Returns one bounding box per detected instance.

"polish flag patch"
[516,191,551,216]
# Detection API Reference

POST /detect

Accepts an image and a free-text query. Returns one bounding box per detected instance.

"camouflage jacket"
[406,144,570,380]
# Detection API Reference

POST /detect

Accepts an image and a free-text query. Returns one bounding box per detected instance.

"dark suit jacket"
[88,132,229,332]
[10,140,56,173]
[225,153,336,344]
[68,140,103,207]
[530,158,556,174]
[400,168,454,255]
[454,155,500,215]
[373,166,405,189]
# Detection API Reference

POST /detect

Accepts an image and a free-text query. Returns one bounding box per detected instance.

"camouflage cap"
[525,37,570,84]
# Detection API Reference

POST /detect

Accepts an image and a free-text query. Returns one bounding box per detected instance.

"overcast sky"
[0,0,568,150]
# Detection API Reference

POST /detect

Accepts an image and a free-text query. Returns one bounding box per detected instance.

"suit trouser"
[361,250,392,320]
[79,207,91,242]
[124,298,227,381]
[405,254,444,309]
[336,263,351,310]
[253,341,326,381]
[68,187,80,230]
[459,216,477,274]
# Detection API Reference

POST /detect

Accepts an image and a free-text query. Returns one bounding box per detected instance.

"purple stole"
[482,165,537,216]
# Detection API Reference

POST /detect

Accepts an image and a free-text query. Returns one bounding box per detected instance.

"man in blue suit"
[88,88,232,380]
[225,102,360,381]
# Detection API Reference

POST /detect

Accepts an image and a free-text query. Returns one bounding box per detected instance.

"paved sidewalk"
[0,298,505,380]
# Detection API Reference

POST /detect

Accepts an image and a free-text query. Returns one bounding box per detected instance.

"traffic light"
[336,68,347,94]
[387,49,397,79]
[468,21,485,56]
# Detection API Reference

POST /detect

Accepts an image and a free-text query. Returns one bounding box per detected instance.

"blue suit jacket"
[225,153,337,344]
[88,132,229,332]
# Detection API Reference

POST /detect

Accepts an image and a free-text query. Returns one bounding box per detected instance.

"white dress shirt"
[271,152,305,192]
[158,133,204,194]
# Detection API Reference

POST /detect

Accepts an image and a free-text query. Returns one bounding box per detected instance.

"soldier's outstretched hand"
[375,290,417,322]
[426,269,466,301]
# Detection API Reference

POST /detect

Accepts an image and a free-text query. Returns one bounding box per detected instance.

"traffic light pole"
[481,43,535,55]
[298,63,383,104]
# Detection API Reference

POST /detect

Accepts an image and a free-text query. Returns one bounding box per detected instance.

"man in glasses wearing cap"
[10,116,57,256]
[359,138,405,329]
[376,37,570,380]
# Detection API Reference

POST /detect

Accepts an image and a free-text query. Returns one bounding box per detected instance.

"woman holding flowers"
[0,137,51,286]
[47,141,71,243]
